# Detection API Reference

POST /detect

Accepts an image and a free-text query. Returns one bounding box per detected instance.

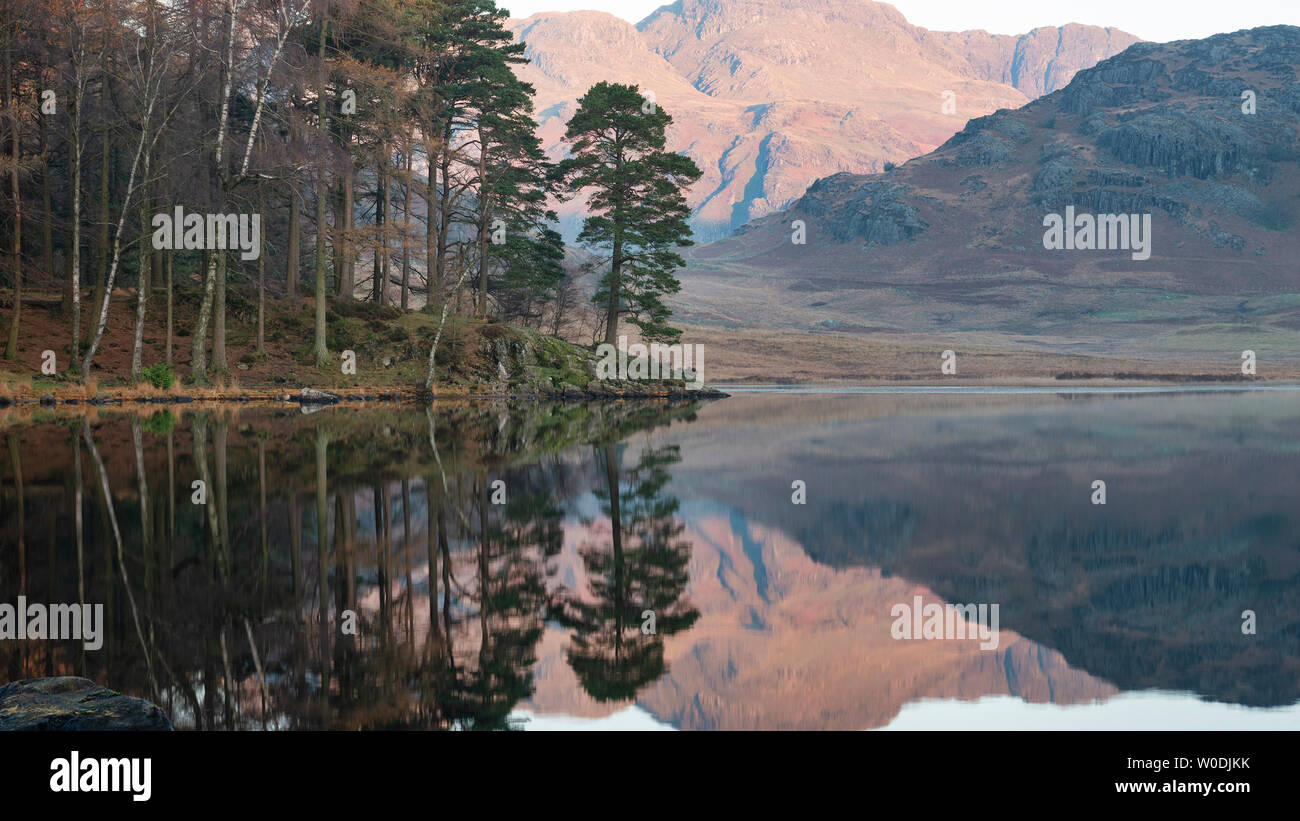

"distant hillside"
[678,26,1300,366]
[508,0,1136,241]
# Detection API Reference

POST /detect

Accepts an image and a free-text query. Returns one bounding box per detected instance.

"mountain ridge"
[675,25,1300,365]
[507,0,1138,241]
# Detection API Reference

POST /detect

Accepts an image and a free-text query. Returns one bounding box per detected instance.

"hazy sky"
[499,0,1300,43]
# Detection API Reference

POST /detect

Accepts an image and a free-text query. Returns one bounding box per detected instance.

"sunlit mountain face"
[508,0,1137,242]
[2,389,1297,730]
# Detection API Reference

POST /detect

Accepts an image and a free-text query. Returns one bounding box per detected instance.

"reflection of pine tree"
[558,443,699,702]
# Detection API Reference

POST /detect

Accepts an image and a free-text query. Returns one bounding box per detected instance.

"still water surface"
[1,389,1296,729]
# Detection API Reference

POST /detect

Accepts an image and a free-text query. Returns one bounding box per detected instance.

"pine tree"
[556,82,701,344]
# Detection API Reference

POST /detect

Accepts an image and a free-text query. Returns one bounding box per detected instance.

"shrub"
[142,362,175,390]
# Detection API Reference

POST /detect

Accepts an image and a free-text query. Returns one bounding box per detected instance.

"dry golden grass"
[675,324,1300,383]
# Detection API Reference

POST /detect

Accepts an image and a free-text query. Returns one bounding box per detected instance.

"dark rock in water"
[39,393,55,406]
[0,677,173,730]
[299,387,342,404]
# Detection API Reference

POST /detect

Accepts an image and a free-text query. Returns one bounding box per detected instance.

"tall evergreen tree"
[556,82,701,344]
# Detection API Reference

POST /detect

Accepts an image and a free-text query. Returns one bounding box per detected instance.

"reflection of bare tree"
[418,418,561,729]
[82,421,160,704]
[7,433,23,591]
[73,432,85,678]
[314,426,330,722]
[191,414,225,578]
[555,443,699,702]
[0,401,706,729]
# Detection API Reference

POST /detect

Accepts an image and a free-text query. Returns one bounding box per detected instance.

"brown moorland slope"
[675,26,1300,370]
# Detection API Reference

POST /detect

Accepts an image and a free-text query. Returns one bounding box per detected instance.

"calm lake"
[2,388,1298,729]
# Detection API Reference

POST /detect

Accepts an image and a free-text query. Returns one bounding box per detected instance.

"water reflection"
[553,444,699,702]
[3,390,1300,730]
[0,401,703,729]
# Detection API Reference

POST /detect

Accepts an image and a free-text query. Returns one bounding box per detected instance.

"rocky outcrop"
[1061,52,1169,115]
[1097,111,1256,179]
[793,178,927,246]
[467,326,725,399]
[298,387,343,404]
[0,677,173,730]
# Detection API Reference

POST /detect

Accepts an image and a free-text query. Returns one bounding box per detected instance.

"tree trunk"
[605,240,622,345]
[401,142,411,310]
[81,95,154,379]
[332,177,343,296]
[6,42,22,361]
[92,89,109,343]
[130,137,152,382]
[424,135,437,312]
[132,9,156,382]
[256,182,265,353]
[191,2,237,383]
[150,133,162,294]
[423,252,475,392]
[476,123,488,318]
[213,250,227,371]
[165,252,172,365]
[287,186,299,298]
[341,157,353,299]
[312,17,329,367]
[373,153,385,304]
[436,122,453,306]
[40,103,52,295]
[69,45,83,369]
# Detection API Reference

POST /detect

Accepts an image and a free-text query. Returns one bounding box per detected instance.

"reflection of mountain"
[527,499,1116,729]
[664,391,1300,708]
[8,395,1298,730]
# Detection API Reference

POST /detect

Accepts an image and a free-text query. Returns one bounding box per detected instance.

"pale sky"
[500,0,1300,43]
